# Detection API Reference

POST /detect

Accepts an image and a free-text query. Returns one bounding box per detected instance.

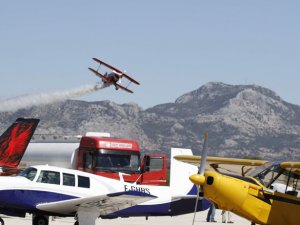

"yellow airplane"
[175,134,300,225]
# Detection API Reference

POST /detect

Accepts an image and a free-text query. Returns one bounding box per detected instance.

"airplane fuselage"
[0,165,209,220]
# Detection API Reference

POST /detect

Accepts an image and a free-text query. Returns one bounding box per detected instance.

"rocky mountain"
[1,82,300,161]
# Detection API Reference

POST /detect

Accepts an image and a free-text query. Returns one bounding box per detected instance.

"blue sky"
[1,1,300,109]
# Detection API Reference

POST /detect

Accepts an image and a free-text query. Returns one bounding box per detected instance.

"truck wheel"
[0,217,4,225]
[32,215,48,225]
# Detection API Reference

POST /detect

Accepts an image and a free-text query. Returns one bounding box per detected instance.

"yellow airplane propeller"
[191,132,208,225]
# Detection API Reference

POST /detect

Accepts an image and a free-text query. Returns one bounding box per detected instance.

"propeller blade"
[192,185,200,225]
[192,132,208,225]
[199,132,208,175]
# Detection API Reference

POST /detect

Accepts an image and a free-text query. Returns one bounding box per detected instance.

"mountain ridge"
[1,82,299,161]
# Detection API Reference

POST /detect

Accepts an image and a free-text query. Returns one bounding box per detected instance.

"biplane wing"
[174,155,267,175]
[121,73,140,85]
[88,68,109,82]
[92,57,122,73]
[115,83,133,93]
[92,58,140,85]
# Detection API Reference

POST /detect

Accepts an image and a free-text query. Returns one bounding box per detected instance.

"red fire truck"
[76,134,167,185]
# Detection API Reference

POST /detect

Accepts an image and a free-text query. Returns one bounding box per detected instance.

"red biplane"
[88,58,140,93]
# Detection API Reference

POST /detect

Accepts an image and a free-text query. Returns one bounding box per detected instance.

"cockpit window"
[248,162,273,178]
[18,167,37,181]
[78,175,90,188]
[37,170,60,185]
[63,173,75,186]
[250,163,283,187]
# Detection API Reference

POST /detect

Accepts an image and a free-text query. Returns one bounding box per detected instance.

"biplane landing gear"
[0,217,4,225]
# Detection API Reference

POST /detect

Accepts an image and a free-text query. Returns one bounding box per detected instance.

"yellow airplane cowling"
[201,171,271,225]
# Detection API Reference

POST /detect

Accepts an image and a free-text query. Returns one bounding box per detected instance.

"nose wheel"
[0,217,4,225]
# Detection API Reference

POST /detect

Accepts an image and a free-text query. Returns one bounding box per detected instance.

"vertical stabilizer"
[170,148,198,195]
[0,118,39,168]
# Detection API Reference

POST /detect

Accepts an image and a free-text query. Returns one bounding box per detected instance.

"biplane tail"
[0,118,40,168]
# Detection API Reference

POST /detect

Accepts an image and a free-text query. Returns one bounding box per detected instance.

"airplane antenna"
[192,132,208,225]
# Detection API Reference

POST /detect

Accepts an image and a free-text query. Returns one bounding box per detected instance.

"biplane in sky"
[175,133,300,225]
[88,58,140,93]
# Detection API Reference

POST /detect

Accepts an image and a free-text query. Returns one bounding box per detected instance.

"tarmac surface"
[2,209,252,225]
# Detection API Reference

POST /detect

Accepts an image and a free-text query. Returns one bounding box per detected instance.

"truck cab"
[76,134,167,185]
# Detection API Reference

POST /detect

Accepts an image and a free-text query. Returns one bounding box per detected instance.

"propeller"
[191,132,208,225]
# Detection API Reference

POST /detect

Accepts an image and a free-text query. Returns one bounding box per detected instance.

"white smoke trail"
[0,83,105,112]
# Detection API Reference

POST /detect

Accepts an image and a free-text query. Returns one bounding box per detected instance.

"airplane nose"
[189,174,205,185]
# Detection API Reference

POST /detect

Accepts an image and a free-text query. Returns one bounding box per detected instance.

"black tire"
[74,221,79,225]
[32,215,48,225]
[0,217,4,225]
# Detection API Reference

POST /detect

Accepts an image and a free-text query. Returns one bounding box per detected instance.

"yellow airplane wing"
[174,155,267,166]
[280,162,300,176]
[174,155,268,175]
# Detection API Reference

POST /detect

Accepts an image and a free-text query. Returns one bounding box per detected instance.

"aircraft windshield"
[248,162,274,178]
[18,167,37,181]
[249,162,300,194]
[94,153,140,173]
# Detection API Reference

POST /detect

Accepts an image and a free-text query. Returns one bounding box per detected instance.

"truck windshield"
[95,153,140,173]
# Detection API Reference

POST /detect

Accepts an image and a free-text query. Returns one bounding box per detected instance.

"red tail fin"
[0,118,39,168]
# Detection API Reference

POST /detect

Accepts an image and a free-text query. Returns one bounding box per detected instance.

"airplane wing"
[280,162,300,175]
[121,73,140,85]
[92,58,123,74]
[88,68,109,82]
[115,83,134,93]
[174,155,267,166]
[36,191,154,216]
[174,155,268,175]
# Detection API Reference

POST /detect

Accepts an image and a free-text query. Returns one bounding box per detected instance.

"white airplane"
[0,148,210,225]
